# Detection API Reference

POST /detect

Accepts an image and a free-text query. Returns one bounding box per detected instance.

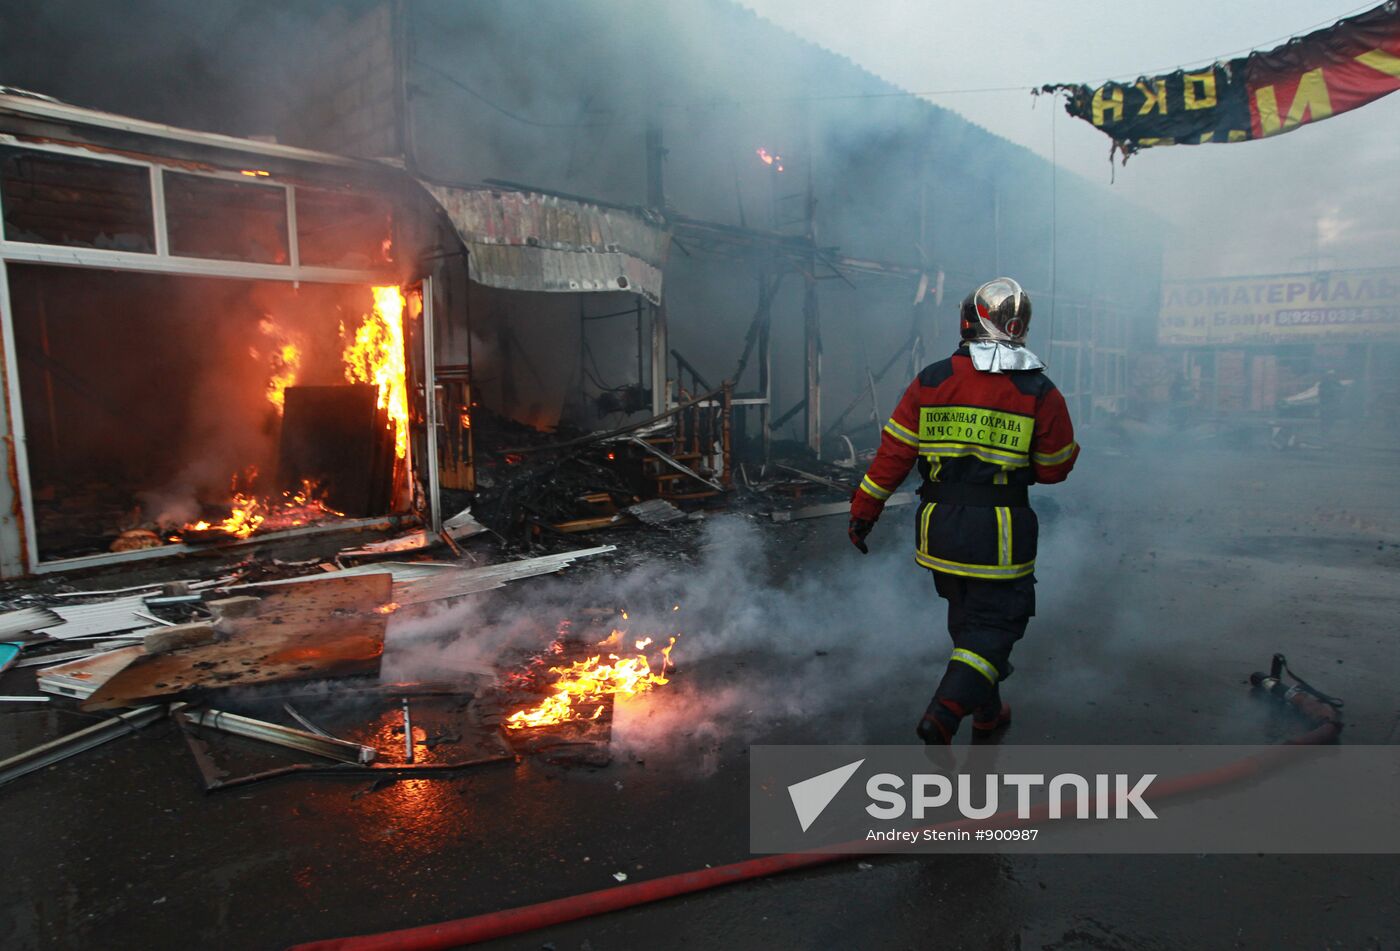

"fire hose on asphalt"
[288,654,1343,951]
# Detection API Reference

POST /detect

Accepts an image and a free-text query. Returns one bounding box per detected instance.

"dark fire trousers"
[926,571,1036,731]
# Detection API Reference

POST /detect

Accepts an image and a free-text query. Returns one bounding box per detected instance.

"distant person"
[1169,370,1191,429]
[847,278,1078,745]
[1318,369,1342,444]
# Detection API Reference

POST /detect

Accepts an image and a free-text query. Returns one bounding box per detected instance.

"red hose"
[289,694,1340,951]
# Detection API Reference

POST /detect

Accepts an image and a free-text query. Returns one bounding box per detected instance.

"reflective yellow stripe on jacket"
[883,418,919,448]
[1032,441,1078,467]
[859,474,893,501]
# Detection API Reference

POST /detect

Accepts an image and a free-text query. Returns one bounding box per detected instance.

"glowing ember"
[505,634,677,730]
[341,285,409,460]
[756,147,785,172]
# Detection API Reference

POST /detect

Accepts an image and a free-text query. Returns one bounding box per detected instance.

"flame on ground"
[342,285,409,460]
[504,634,678,730]
[183,470,344,540]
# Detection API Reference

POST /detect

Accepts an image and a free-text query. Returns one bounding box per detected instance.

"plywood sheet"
[82,573,392,711]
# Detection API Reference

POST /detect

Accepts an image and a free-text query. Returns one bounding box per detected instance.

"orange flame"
[181,471,344,540]
[220,491,266,538]
[505,634,677,730]
[256,317,302,415]
[342,286,409,460]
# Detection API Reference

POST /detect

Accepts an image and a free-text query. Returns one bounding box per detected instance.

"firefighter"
[848,278,1078,744]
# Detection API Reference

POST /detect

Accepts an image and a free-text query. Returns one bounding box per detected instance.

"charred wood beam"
[496,386,724,456]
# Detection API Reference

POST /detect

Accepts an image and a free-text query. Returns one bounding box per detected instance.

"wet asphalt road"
[2,438,1399,950]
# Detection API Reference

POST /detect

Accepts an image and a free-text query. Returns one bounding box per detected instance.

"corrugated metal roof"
[34,595,153,640]
[393,545,615,606]
[0,605,63,638]
[423,184,668,304]
[0,91,381,170]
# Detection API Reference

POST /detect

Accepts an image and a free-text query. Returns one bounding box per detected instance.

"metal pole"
[421,276,441,533]
[402,697,414,764]
[721,380,733,490]
[804,277,821,456]
[803,157,821,457]
[635,299,644,394]
[183,707,377,765]
[0,704,165,788]
[650,302,669,417]
[758,293,772,465]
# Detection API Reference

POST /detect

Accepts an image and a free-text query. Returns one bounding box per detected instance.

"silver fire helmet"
[960,277,1032,344]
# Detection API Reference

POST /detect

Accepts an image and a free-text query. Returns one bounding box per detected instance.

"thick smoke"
[378,515,937,751]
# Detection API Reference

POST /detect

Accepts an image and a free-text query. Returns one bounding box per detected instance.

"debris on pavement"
[0,426,847,800]
[179,706,378,765]
[81,573,394,710]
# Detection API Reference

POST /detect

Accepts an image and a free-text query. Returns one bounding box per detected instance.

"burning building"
[0,0,1163,445]
[0,0,1167,570]
[0,89,685,574]
[0,91,455,574]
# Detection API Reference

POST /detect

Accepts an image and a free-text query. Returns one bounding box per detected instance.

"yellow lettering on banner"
[919,406,1033,455]
[1228,130,1248,142]
[1197,132,1214,143]
[1183,71,1217,109]
[1255,85,1282,135]
[1258,68,1334,137]
[1137,79,1168,116]
[1093,85,1124,125]
[1286,68,1333,127]
[1355,48,1400,78]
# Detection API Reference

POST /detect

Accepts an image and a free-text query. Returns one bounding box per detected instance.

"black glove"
[848,517,874,554]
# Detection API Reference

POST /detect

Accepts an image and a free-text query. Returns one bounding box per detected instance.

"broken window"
[0,146,155,252]
[294,187,394,269]
[163,171,289,264]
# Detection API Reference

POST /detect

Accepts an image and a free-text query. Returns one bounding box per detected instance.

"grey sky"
[742,0,1400,278]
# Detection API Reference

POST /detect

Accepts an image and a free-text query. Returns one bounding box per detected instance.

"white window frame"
[0,137,410,574]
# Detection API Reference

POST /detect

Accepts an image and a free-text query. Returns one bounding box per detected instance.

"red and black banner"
[1045,2,1400,156]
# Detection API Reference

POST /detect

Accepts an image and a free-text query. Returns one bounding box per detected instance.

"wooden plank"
[82,573,392,711]
[552,516,624,533]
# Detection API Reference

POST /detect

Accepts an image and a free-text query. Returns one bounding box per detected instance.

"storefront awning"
[422,183,668,304]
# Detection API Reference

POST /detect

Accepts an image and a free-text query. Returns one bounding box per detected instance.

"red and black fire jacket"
[850,347,1078,580]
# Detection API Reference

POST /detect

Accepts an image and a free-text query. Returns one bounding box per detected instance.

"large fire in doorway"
[342,285,409,460]
[172,284,409,545]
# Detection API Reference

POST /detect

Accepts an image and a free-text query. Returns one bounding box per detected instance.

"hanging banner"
[1159,267,1400,346]
[1044,2,1400,156]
